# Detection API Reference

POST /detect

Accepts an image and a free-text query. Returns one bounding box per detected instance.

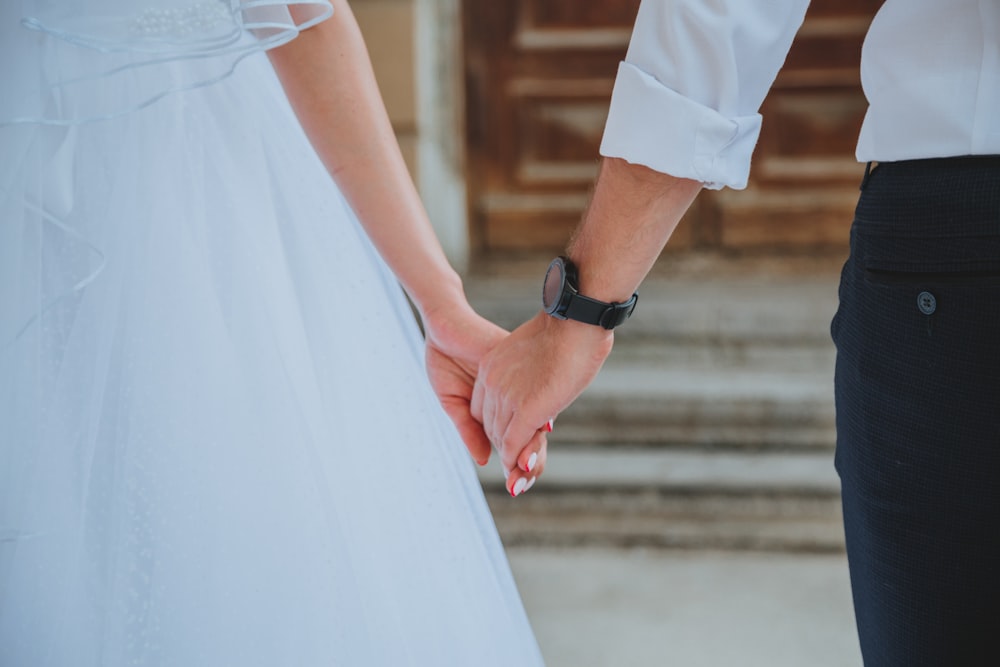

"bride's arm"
[268,1,455,325]
[266,1,546,490]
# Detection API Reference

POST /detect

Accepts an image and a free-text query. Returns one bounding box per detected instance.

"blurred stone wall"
[355,0,469,271]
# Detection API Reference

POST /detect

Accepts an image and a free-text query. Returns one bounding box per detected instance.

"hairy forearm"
[568,157,702,302]
[267,1,463,315]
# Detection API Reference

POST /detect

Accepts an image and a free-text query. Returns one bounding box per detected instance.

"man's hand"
[472,311,614,489]
[423,303,507,466]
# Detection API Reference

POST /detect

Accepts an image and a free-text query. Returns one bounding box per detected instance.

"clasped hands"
[424,302,613,497]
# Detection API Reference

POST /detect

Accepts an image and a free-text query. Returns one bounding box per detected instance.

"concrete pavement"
[509,546,862,667]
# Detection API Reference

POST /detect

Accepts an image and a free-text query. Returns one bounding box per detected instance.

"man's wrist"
[542,256,637,329]
[563,158,702,304]
[538,309,614,347]
[566,260,638,305]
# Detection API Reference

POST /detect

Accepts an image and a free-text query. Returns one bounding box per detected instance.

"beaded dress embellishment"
[130,1,232,37]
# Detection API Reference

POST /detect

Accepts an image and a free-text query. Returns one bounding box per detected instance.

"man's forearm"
[568,157,702,302]
[472,157,703,482]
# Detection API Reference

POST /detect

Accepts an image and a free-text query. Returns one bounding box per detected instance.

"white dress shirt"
[600,0,1000,190]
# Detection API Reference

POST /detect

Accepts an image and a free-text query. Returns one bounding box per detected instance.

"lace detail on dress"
[1,0,333,125]
[130,1,232,38]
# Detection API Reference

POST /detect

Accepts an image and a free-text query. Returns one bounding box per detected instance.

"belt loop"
[860,161,876,191]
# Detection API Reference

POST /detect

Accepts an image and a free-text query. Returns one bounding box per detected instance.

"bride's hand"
[421,301,507,466]
[422,299,548,496]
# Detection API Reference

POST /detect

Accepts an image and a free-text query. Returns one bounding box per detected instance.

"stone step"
[554,351,836,449]
[609,338,836,372]
[478,447,844,553]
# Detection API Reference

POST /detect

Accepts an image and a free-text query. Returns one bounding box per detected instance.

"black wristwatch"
[541,256,638,330]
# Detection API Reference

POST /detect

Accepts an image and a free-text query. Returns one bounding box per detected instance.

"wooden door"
[463,0,882,254]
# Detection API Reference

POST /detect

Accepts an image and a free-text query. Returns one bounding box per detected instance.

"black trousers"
[833,156,1000,666]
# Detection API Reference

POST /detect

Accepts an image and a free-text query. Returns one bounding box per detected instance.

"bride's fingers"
[506,429,547,497]
[469,371,486,424]
[506,466,541,496]
[441,398,492,465]
[506,465,532,497]
[517,419,552,475]
[488,401,510,469]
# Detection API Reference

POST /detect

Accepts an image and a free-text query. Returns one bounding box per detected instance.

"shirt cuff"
[599,62,762,190]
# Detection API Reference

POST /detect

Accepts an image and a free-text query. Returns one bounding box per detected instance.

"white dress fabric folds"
[0,2,545,665]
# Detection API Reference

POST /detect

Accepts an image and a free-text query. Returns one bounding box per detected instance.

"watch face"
[542,258,565,314]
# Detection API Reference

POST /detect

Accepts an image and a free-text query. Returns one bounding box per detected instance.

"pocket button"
[917,291,937,315]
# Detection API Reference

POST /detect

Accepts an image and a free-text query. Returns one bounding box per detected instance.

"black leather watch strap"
[543,256,639,330]
[564,292,638,330]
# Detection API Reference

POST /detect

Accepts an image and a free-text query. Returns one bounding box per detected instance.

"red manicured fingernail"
[544,419,554,433]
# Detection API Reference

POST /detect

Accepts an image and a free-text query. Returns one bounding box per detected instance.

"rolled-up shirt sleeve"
[600,0,811,189]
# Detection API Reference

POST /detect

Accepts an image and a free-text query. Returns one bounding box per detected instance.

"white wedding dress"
[0,2,544,665]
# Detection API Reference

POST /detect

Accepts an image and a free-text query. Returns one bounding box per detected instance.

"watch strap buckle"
[597,293,638,330]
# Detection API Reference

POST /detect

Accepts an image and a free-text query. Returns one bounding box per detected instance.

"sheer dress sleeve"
[1,0,332,125]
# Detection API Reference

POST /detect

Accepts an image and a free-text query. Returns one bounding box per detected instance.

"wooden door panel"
[517,98,609,185]
[465,0,883,254]
[464,0,635,252]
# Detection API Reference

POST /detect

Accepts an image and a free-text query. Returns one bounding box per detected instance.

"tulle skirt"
[0,40,543,666]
